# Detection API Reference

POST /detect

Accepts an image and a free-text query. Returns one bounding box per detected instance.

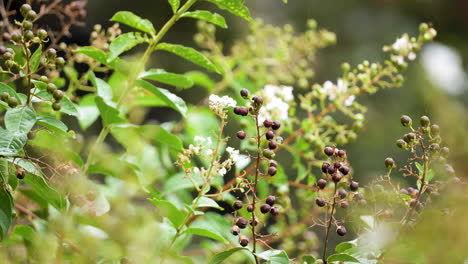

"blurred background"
[78,0,467,183]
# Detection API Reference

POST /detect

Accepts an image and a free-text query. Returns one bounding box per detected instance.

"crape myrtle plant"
[0,0,463,263]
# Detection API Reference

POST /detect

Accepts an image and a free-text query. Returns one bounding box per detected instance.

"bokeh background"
[77,0,468,183]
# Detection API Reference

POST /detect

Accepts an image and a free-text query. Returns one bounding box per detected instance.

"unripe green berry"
[37,29,48,40]
[39,76,48,82]
[26,10,38,21]
[384,157,395,169]
[47,83,57,93]
[5,60,15,69]
[24,30,34,42]
[262,149,275,159]
[55,57,65,67]
[11,32,21,42]
[52,102,61,111]
[46,48,57,59]
[7,97,18,108]
[420,116,430,127]
[23,21,33,30]
[0,92,10,101]
[20,4,32,16]
[3,52,13,60]
[53,90,64,100]
[396,139,406,149]
[430,124,440,136]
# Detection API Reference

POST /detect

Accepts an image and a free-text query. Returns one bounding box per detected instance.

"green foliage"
[110,11,156,35]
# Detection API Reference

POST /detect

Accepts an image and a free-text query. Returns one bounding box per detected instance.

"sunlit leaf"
[209,248,249,264]
[206,0,252,22]
[181,11,227,28]
[139,69,194,89]
[182,227,226,242]
[5,106,36,135]
[108,32,148,62]
[136,80,187,116]
[95,96,126,126]
[110,11,156,35]
[155,43,220,73]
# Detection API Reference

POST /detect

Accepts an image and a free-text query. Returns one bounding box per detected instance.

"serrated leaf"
[5,106,36,135]
[22,173,67,211]
[195,197,223,210]
[257,250,290,264]
[95,96,126,126]
[149,198,185,228]
[209,247,249,264]
[74,46,120,68]
[181,11,227,28]
[155,43,220,73]
[36,115,68,135]
[136,80,187,116]
[108,32,148,62]
[168,0,180,13]
[182,227,226,242]
[30,45,42,72]
[0,129,27,156]
[206,0,252,22]
[110,11,156,35]
[327,253,360,263]
[0,187,13,241]
[139,69,194,89]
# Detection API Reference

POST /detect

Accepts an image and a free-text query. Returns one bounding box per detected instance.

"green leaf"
[168,0,180,13]
[195,197,223,210]
[110,11,156,35]
[139,125,183,151]
[0,83,19,99]
[30,45,42,72]
[88,72,113,103]
[327,253,361,263]
[74,46,120,68]
[0,159,9,182]
[336,241,355,253]
[32,89,78,116]
[0,187,13,241]
[11,225,35,242]
[257,250,290,264]
[36,115,68,135]
[155,43,220,73]
[108,32,148,62]
[185,71,215,91]
[182,227,226,242]
[77,94,99,130]
[22,173,67,210]
[139,69,194,89]
[206,0,252,22]
[302,256,316,264]
[5,106,36,135]
[136,80,187,116]
[95,96,126,126]
[0,129,27,156]
[209,248,249,264]
[181,11,227,28]
[149,198,185,228]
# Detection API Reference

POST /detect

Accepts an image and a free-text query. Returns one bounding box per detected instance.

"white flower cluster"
[320,79,355,106]
[258,84,294,124]
[391,34,417,65]
[209,94,237,116]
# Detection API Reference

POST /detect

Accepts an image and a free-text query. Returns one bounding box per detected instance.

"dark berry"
[233,106,248,116]
[53,90,64,100]
[16,168,25,180]
[430,124,440,135]
[340,201,349,209]
[396,139,406,149]
[271,120,281,130]
[52,102,62,111]
[239,235,249,247]
[350,181,359,191]
[263,119,272,128]
[236,131,246,140]
[249,217,258,226]
[338,189,347,199]
[77,9,87,20]
[260,204,271,214]
[400,115,412,127]
[7,97,18,108]
[236,217,248,229]
[315,197,326,207]
[321,162,330,173]
[359,199,367,206]
[247,204,254,212]
[339,166,349,175]
[0,92,10,101]
[332,172,342,183]
[233,200,243,210]
[337,150,346,158]
[0,46,5,54]
[441,147,449,158]
[27,131,36,140]
[252,95,263,106]
[317,179,327,189]
[266,195,276,206]
[240,88,249,98]
[420,116,430,127]
[353,192,363,200]
[268,140,277,150]
[270,207,279,216]
[336,226,347,236]
[267,166,277,176]
[231,225,240,236]
[327,165,336,174]
[269,160,278,168]
[384,158,395,169]
[265,130,274,140]
[2,33,10,42]
[333,161,342,168]
[324,147,334,156]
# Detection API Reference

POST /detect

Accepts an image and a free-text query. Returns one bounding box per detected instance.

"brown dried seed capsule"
[260,204,271,214]
[339,166,350,175]
[332,172,342,183]
[263,119,272,128]
[265,130,274,140]
[266,195,276,206]
[338,189,347,199]
[315,197,326,207]
[317,179,327,189]
[16,167,26,179]
[236,217,248,229]
[270,207,279,216]
[247,204,254,212]
[268,140,277,150]
[337,226,347,236]
[268,166,277,176]
[231,225,240,236]
[236,131,246,140]
[350,181,359,191]
[321,162,330,173]
[324,147,334,156]
[240,88,249,98]
[271,120,281,130]
[239,235,249,247]
[233,200,243,210]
